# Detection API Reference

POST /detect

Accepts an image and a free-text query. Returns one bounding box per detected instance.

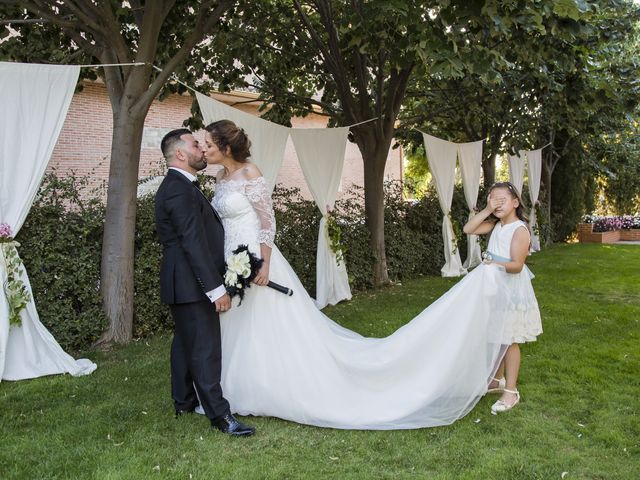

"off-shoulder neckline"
[217,176,266,186]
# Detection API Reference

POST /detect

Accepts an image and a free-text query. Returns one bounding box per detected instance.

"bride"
[201,119,508,430]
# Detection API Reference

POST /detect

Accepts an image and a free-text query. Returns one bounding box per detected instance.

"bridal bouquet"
[224,245,293,305]
[0,223,31,326]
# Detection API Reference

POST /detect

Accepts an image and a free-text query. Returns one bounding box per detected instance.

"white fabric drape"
[290,127,352,309]
[526,148,542,251]
[508,152,527,196]
[196,92,290,194]
[423,134,467,277]
[0,62,96,381]
[457,141,484,269]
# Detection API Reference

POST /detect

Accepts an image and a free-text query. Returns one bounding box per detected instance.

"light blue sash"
[486,251,535,279]
[486,251,511,263]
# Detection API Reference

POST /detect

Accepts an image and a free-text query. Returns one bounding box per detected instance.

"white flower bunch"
[224,250,252,290]
[224,269,240,288]
[227,250,251,277]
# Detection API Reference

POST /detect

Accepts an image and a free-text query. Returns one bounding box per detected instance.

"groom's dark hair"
[161,128,192,159]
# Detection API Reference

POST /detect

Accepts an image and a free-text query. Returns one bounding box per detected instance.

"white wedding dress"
[210,174,510,430]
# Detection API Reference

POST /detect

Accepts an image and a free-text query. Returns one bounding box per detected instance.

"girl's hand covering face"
[487,193,506,212]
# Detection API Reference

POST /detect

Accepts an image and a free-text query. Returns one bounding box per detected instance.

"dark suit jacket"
[155,169,225,305]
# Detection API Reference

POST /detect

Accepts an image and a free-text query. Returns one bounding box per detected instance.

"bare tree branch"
[17,1,76,29]
[138,0,234,114]
[136,0,171,63]
[292,0,357,121]
[56,0,106,37]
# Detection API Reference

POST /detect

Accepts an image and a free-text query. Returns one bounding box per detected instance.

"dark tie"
[192,179,201,190]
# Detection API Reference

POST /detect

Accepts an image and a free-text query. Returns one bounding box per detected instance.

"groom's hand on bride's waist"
[214,293,231,313]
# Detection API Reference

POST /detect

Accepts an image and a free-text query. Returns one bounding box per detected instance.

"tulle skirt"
[219,247,513,430]
[499,267,543,344]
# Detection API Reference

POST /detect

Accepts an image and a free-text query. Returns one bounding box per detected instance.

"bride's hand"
[254,263,270,286]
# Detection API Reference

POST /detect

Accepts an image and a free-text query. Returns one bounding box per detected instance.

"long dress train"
[212,175,509,430]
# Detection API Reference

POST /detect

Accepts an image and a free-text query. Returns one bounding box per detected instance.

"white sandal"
[487,376,506,394]
[491,389,520,414]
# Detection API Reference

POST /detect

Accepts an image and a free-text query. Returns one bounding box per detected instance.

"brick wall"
[577,223,640,243]
[48,82,403,200]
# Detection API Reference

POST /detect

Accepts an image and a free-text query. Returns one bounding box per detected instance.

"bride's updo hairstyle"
[205,120,252,162]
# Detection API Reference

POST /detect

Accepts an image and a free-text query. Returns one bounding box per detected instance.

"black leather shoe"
[211,413,255,436]
[175,406,196,418]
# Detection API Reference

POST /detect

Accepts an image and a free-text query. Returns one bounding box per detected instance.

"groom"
[155,128,254,436]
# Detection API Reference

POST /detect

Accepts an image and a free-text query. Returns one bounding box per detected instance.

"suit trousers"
[170,300,230,419]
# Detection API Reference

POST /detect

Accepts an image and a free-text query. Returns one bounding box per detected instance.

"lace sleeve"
[244,177,276,248]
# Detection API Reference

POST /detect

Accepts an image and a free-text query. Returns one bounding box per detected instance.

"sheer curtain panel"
[457,141,484,269]
[0,62,96,381]
[422,133,467,277]
[290,127,352,309]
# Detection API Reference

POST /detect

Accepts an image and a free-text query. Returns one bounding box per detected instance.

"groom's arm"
[164,185,224,294]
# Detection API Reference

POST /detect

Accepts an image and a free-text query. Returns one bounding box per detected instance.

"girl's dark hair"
[204,120,252,162]
[488,181,528,223]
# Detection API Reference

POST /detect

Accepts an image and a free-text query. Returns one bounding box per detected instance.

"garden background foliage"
[17,173,527,352]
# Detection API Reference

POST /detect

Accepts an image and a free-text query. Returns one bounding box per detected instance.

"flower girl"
[463,182,543,413]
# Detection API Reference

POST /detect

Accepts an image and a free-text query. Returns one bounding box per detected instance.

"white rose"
[240,264,251,278]
[227,251,251,276]
[224,270,238,286]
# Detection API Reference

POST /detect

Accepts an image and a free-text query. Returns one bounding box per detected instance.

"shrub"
[272,185,321,293]
[16,173,107,352]
[273,181,475,291]
[550,146,597,242]
[132,194,171,337]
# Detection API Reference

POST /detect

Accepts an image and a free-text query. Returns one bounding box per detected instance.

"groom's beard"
[189,154,207,172]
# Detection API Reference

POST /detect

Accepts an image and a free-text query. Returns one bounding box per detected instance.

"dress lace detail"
[243,177,276,247]
[211,176,276,258]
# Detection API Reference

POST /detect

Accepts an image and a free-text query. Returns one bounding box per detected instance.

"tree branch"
[96,1,134,81]
[292,0,357,120]
[138,0,234,114]
[56,0,106,37]
[17,1,76,29]
[245,79,341,115]
[136,0,172,64]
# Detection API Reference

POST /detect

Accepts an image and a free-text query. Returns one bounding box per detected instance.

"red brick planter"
[578,223,640,243]
[620,229,640,241]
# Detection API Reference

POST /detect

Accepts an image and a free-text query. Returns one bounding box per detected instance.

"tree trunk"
[363,152,389,285]
[354,126,392,285]
[542,156,553,246]
[482,153,496,187]
[96,105,147,346]
[482,129,502,187]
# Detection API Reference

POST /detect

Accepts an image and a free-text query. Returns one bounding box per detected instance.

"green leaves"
[0,241,31,327]
[553,0,590,21]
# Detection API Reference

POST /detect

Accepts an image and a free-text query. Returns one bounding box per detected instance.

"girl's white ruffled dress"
[487,220,543,344]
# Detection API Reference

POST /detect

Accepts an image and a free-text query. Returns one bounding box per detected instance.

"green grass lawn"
[1,244,639,479]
